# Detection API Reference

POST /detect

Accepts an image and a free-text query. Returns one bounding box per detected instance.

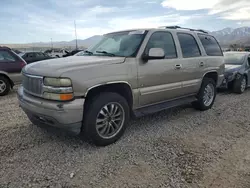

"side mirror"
[142,48,165,61]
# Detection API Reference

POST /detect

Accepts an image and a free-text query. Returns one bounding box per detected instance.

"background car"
[221,52,250,93]
[19,52,53,64]
[44,49,68,58]
[0,46,26,96]
[62,49,83,57]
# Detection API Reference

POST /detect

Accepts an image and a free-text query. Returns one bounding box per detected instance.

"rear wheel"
[0,76,10,96]
[192,78,216,111]
[233,75,247,94]
[82,92,130,146]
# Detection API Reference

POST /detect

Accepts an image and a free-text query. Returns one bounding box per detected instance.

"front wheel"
[233,75,247,94]
[0,76,11,96]
[82,92,130,146]
[192,78,216,111]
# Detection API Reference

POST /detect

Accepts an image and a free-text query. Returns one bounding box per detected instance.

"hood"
[23,56,126,77]
[225,64,242,73]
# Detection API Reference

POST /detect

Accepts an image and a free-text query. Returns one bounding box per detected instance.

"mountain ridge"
[2,27,250,49]
[211,27,250,46]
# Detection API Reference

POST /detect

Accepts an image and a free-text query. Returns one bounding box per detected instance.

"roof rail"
[0,46,11,50]
[159,26,208,34]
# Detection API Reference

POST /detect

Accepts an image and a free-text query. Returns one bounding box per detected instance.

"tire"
[0,76,11,96]
[233,75,247,94]
[228,81,234,91]
[192,78,216,111]
[82,92,130,146]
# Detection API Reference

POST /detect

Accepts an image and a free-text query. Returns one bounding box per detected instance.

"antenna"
[74,20,78,50]
[51,38,53,50]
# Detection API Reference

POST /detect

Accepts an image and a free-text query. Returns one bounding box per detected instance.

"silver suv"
[18,26,225,146]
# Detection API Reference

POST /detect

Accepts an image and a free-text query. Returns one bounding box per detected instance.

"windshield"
[224,53,246,65]
[77,30,147,57]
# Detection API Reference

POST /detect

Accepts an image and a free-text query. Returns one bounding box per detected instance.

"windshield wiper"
[84,50,93,55]
[96,51,116,57]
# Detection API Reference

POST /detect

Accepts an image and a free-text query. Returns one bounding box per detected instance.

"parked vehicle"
[0,46,26,96]
[18,26,224,146]
[63,49,83,57]
[12,49,22,54]
[20,52,53,64]
[220,52,250,93]
[44,49,68,58]
[74,51,85,56]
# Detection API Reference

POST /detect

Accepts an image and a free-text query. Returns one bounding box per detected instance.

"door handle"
[199,62,205,67]
[175,64,182,70]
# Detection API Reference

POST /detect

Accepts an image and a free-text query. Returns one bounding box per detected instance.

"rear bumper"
[17,86,85,135]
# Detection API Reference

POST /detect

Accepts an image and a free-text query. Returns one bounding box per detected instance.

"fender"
[84,81,133,97]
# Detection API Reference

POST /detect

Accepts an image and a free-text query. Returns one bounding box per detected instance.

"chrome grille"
[22,73,43,96]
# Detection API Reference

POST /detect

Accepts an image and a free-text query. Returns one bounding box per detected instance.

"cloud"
[76,14,194,39]
[87,5,117,15]
[221,7,250,20]
[161,0,250,21]
[1,0,249,43]
[161,0,219,10]
[237,21,250,26]
[108,14,193,31]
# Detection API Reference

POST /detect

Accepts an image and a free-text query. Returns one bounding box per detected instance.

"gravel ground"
[1,87,250,188]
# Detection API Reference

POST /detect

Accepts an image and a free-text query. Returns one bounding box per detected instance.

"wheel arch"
[84,82,134,110]
[0,72,14,88]
[202,71,218,85]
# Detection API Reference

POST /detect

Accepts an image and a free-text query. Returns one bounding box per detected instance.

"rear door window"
[0,50,16,62]
[198,34,223,56]
[177,33,201,58]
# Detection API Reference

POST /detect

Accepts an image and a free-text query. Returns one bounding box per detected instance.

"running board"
[134,96,197,117]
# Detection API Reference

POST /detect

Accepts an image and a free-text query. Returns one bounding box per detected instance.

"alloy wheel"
[95,102,125,139]
[203,83,215,107]
[0,80,6,94]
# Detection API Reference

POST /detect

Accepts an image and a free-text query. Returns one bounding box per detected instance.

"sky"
[1,0,250,43]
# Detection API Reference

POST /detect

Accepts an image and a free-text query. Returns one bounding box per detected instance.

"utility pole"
[74,20,78,50]
[51,38,53,50]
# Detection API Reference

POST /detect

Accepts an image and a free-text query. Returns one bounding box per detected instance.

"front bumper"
[217,74,225,88]
[18,86,85,135]
[219,73,237,88]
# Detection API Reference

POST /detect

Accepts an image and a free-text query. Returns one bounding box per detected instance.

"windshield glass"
[224,53,246,65]
[77,30,147,57]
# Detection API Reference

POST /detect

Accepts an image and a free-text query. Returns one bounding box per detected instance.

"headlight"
[226,71,237,81]
[44,77,72,87]
[43,77,73,101]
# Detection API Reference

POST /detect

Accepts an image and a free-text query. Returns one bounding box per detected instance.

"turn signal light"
[60,93,74,101]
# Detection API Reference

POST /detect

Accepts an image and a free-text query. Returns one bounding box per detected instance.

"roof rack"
[158,26,208,34]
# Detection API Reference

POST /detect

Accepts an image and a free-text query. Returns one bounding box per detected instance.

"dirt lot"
[1,87,250,188]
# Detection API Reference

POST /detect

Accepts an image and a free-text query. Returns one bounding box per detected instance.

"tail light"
[20,61,26,68]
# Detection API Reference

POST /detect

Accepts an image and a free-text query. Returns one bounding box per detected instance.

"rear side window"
[145,31,177,59]
[198,34,223,56]
[37,53,45,57]
[0,50,16,62]
[177,33,201,58]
